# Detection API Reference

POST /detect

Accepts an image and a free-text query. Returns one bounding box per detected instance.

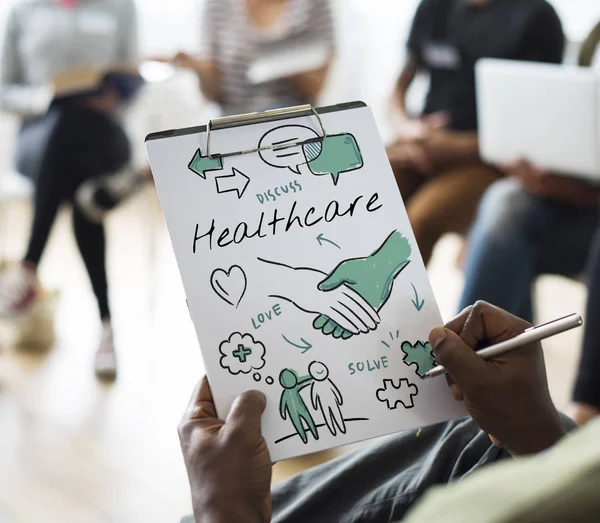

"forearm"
[194,61,222,103]
[506,408,566,456]
[391,85,410,123]
[447,132,479,163]
[256,258,303,300]
[543,177,600,206]
[390,60,417,123]
[196,502,266,523]
[0,84,52,117]
[287,64,330,103]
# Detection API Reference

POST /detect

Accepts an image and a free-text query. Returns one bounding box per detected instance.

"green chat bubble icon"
[303,133,363,185]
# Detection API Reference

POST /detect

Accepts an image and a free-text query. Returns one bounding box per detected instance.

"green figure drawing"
[314,230,412,339]
[279,369,318,444]
[401,341,436,378]
[303,133,363,185]
[188,148,224,179]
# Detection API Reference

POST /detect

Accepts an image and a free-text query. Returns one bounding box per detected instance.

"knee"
[470,179,536,241]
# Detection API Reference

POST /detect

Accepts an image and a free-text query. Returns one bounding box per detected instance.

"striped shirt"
[0,0,137,115]
[199,0,335,116]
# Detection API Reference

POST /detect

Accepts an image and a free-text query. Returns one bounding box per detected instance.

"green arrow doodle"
[411,283,425,311]
[316,233,341,249]
[188,148,224,179]
[282,335,313,354]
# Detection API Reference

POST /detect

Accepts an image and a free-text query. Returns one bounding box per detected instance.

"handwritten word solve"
[348,356,389,375]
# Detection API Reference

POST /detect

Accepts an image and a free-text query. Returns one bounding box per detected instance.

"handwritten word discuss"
[193,192,383,252]
[251,304,282,330]
[256,181,302,205]
[348,356,389,375]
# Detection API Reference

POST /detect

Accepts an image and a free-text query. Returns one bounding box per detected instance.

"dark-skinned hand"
[179,377,272,523]
[429,301,565,456]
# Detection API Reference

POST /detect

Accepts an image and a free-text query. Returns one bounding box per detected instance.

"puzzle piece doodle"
[376,378,418,410]
[401,341,436,378]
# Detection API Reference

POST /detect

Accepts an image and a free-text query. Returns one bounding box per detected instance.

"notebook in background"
[247,36,331,85]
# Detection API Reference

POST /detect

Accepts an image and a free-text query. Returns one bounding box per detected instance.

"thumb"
[318,269,346,292]
[226,390,267,436]
[429,328,487,387]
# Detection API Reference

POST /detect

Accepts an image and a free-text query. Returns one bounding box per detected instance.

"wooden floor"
[0,188,587,523]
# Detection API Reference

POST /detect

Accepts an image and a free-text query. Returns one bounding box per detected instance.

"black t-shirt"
[407,0,565,131]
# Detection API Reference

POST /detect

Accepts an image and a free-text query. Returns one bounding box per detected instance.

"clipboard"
[145,101,466,462]
[146,101,361,152]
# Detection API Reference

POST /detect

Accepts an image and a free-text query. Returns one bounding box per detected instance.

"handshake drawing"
[261,231,412,340]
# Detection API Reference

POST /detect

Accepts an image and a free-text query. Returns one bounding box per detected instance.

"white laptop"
[476,58,600,182]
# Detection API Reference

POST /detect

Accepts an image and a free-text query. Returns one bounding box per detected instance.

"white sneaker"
[76,168,144,223]
[95,323,117,380]
[0,265,39,317]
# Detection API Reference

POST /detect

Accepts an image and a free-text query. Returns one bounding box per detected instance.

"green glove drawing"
[314,231,412,339]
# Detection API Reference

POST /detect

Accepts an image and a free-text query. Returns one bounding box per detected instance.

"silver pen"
[422,313,584,380]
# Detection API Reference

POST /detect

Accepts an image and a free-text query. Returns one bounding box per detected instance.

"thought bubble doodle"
[258,125,320,174]
[219,332,266,376]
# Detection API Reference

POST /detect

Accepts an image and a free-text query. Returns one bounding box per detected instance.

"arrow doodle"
[215,168,251,199]
[316,233,341,250]
[188,149,223,179]
[281,334,313,354]
[410,283,425,312]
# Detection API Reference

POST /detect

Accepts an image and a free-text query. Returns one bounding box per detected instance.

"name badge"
[422,42,461,70]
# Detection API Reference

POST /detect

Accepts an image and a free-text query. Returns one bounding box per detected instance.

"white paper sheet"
[146,104,467,461]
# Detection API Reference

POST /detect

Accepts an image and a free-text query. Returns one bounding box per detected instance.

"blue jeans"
[459,178,599,322]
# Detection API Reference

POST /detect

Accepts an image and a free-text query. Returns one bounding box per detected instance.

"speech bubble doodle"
[219,332,266,375]
[304,133,363,185]
[258,125,320,174]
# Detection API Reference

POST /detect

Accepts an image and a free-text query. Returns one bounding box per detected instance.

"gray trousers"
[182,416,575,523]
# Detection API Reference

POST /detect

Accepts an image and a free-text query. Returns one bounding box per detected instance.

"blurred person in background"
[387,0,565,265]
[571,225,600,426]
[458,21,600,425]
[0,0,139,380]
[167,0,335,116]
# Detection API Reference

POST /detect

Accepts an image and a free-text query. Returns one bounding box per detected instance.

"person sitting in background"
[177,302,600,523]
[168,0,335,116]
[571,224,600,425]
[458,21,600,424]
[0,0,139,380]
[387,0,564,265]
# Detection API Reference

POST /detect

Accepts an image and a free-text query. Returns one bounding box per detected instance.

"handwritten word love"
[251,304,282,330]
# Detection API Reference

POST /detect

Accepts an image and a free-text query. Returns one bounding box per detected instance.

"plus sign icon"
[233,344,252,363]
[219,332,266,376]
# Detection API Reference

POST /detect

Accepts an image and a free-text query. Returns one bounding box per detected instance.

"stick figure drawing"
[308,361,346,436]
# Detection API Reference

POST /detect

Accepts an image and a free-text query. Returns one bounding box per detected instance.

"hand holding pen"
[427,302,572,456]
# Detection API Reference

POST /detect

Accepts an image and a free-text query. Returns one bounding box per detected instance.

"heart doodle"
[210,265,247,307]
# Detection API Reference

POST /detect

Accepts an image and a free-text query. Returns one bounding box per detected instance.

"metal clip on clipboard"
[205,104,328,159]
